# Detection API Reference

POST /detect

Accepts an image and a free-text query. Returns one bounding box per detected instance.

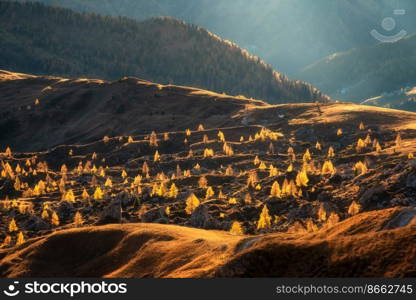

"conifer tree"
[229,221,244,235]
[257,205,272,230]
[356,138,366,152]
[74,212,83,226]
[316,141,322,151]
[185,193,200,214]
[82,188,90,200]
[205,186,214,199]
[93,187,104,200]
[16,232,25,246]
[104,178,113,187]
[270,181,282,198]
[348,201,361,216]
[169,183,179,198]
[327,146,335,158]
[51,211,60,226]
[9,218,18,232]
[154,151,161,162]
[322,160,335,175]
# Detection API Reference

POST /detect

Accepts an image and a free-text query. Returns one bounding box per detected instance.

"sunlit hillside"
[0,72,415,277]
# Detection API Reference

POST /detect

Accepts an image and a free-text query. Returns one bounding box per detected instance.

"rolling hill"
[0,1,329,105]
[1,207,415,277]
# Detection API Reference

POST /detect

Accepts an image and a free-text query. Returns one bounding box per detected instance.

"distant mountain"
[0,1,329,104]
[299,34,416,102]
[361,86,416,111]
[10,0,416,74]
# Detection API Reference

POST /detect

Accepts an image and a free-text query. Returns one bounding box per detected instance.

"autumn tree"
[185,193,200,214]
[257,205,272,230]
[229,221,244,235]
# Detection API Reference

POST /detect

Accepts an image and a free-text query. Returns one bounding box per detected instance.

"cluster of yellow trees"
[0,122,408,245]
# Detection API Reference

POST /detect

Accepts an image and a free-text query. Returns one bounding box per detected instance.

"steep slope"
[11,0,416,74]
[0,207,414,277]
[299,34,416,103]
[0,1,328,105]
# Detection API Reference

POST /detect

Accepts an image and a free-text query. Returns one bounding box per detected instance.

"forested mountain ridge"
[299,33,416,102]
[10,0,416,75]
[0,1,329,104]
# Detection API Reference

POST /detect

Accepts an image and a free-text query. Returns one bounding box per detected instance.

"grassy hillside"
[299,34,416,102]
[0,1,329,104]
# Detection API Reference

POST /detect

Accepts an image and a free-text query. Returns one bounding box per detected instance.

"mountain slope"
[0,1,328,105]
[3,70,416,152]
[1,71,416,278]
[299,34,416,102]
[0,70,269,151]
[11,0,416,74]
[0,207,415,277]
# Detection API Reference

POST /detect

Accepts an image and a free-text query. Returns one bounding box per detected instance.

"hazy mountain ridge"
[10,0,416,75]
[299,34,416,103]
[0,1,329,105]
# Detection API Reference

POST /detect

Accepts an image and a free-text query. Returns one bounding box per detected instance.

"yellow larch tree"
[356,138,366,152]
[63,189,76,202]
[185,193,200,214]
[229,221,244,235]
[16,232,25,246]
[270,181,282,198]
[51,211,60,226]
[104,177,113,187]
[154,150,161,162]
[257,205,272,230]
[228,197,238,205]
[218,131,226,142]
[354,161,368,176]
[327,146,335,158]
[74,212,83,226]
[205,186,215,199]
[93,187,104,200]
[9,218,18,232]
[303,149,312,162]
[82,188,90,200]
[321,160,335,175]
[296,169,309,187]
[317,204,327,222]
[186,129,192,136]
[348,201,361,216]
[149,131,158,147]
[169,183,179,198]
